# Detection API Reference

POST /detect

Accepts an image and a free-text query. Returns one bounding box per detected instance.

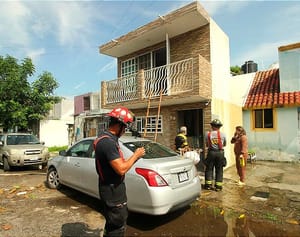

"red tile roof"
[243,68,300,109]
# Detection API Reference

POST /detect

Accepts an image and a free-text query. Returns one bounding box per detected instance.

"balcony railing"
[104,58,193,104]
[144,58,193,98]
[106,74,138,103]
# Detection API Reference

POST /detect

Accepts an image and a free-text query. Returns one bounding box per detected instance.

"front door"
[177,109,204,150]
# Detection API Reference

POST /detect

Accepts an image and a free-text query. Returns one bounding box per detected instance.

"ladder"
[143,90,163,142]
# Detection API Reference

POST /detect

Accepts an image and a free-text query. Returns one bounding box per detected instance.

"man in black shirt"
[94,107,145,237]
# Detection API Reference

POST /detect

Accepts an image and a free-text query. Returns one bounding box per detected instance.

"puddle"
[126,203,300,236]
[250,191,270,201]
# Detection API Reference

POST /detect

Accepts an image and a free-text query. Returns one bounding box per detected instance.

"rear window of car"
[123,141,178,159]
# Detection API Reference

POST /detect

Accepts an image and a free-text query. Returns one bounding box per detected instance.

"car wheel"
[47,167,61,189]
[3,157,11,171]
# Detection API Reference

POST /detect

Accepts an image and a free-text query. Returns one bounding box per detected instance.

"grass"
[48,145,68,152]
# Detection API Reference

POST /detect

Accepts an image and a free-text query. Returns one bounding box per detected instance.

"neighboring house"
[40,98,74,147]
[74,92,109,142]
[242,42,300,162]
[98,1,238,165]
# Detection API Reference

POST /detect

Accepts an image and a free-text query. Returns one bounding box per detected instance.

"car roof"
[80,135,151,143]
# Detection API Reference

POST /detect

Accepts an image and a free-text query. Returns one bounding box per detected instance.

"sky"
[0,0,300,98]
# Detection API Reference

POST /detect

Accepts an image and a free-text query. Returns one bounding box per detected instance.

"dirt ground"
[0,169,105,237]
[1,161,300,237]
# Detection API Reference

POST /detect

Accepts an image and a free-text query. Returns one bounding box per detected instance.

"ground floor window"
[135,116,162,133]
[253,108,274,129]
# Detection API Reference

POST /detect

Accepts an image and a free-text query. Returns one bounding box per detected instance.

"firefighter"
[175,126,189,155]
[204,119,227,191]
[94,107,145,237]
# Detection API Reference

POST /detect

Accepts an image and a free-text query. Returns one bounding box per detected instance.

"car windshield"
[123,141,178,159]
[6,134,41,145]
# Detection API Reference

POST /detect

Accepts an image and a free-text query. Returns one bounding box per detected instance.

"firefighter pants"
[99,182,128,237]
[205,150,225,189]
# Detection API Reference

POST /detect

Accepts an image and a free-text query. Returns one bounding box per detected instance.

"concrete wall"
[40,120,71,147]
[40,98,74,147]
[279,46,300,92]
[243,107,300,162]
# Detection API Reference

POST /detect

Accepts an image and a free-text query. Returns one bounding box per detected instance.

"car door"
[59,139,93,189]
[77,139,99,198]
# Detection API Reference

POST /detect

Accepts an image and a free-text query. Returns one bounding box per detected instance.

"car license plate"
[30,157,38,161]
[178,171,189,183]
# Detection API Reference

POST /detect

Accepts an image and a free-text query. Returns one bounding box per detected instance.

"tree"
[230,65,242,76]
[0,55,60,132]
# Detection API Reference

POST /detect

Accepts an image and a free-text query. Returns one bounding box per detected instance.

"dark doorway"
[177,109,204,150]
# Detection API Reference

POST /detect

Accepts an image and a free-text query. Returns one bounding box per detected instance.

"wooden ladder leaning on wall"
[143,90,163,142]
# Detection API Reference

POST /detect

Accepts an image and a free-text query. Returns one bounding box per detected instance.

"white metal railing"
[144,58,193,98]
[106,73,138,103]
[105,58,193,104]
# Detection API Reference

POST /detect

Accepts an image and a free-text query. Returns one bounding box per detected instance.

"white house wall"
[209,19,239,167]
[209,18,230,102]
[229,73,255,106]
[243,107,300,162]
[279,48,300,92]
[40,120,71,147]
[40,98,74,147]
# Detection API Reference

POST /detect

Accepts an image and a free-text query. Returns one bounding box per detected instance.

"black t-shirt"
[94,131,124,184]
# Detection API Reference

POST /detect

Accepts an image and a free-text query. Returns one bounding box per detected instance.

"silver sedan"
[46,135,201,215]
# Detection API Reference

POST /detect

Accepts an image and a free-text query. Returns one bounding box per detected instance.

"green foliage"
[0,55,60,131]
[48,145,68,152]
[230,65,242,75]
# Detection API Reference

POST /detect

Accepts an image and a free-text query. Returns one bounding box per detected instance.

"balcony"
[101,56,211,109]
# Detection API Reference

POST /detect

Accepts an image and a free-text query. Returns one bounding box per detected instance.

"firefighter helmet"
[210,119,223,127]
[107,107,135,127]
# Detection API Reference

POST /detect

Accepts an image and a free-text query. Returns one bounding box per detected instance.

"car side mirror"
[0,141,3,146]
[41,141,45,145]
[59,150,67,156]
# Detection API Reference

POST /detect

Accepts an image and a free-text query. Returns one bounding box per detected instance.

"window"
[134,116,163,134]
[123,140,177,159]
[83,96,90,111]
[121,48,166,77]
[137,53,151,70]
[253,109,274,129]
[121,58,137,77]
[67,139,93,158]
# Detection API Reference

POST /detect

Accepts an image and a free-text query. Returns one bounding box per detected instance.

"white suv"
[0,133,50,171]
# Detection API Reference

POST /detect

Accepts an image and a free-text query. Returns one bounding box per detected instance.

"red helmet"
[107,107,135,127]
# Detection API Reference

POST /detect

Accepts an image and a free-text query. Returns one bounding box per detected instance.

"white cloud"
[74,81,86,90]
[27,48,46,63]
[99,59,117,74]
[0,1,31,48]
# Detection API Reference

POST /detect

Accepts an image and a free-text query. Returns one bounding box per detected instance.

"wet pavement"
[0,161,300,237]
[125,160,300,236]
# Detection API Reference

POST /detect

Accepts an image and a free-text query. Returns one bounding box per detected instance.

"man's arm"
[110,147,145,176]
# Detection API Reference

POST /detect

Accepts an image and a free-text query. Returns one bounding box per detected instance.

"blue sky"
[1,0,299,98]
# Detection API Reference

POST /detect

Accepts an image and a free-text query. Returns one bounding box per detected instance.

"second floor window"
[253,109,274,129]
[83,96,90,111]
[121,58,137,77]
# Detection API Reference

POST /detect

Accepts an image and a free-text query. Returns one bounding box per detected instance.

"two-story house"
[99,1,236,163]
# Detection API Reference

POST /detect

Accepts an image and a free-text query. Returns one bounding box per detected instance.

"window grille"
[135,116,163,133]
